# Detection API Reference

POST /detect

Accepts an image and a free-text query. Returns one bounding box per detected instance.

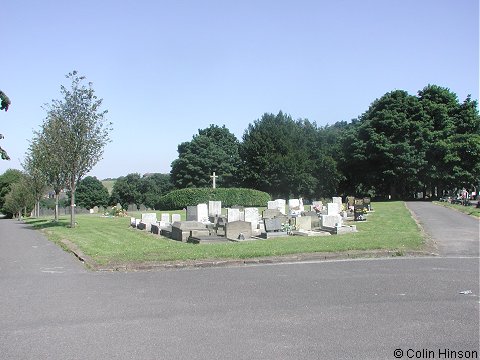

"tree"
[0,169,24,217]
[418,85,480,196]
[3,176,35,218]
[109,173,142,210]
[170,125,241,189]
[139,173,173,209]
[240,112,331,199]
[69,176,109,209]
[0,89,11,160]
[28,115,68,221]
[44,71,111,227]
[22,150,48,218]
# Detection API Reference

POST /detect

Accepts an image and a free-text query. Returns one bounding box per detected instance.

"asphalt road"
[406,202,479,257]
[0,203,479,360]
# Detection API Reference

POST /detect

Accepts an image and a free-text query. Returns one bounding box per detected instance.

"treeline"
[0,84,479,217]
[171,84,479,200]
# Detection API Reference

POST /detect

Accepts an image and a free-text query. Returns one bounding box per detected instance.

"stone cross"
[210,172,218,189]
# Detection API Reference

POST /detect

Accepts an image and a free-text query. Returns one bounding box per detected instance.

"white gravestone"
[327,203,340,215]
[227,208,241,222]
[208,201,222,217]
[267,201,277,210]
[197,203,209,223]
[332,197,343,210]
[244,207,260,231]
[274,199,286,215]
[160,213,170,223]
[321,214,342,228]
[171,213,181,223]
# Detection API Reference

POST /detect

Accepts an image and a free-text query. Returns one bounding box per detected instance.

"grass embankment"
[26,202,424,266]
[432,201,480,218]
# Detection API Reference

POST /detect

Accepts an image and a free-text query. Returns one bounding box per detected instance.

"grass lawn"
[25,201,424,266]
[432,201,480,218]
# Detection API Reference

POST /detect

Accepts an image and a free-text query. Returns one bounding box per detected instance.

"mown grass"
[25,201,424,266]
[432,201,480,218]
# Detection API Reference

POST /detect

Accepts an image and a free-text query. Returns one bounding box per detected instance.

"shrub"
[157,188,271,210]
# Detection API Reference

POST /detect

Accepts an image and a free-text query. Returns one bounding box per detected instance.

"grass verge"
[25,201,424,266]
[432,201,480,218]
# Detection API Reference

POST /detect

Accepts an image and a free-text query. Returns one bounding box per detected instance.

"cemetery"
[129,197,372,244]
[25,200,423,267]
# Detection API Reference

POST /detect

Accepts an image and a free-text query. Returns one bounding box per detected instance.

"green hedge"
[157,188,271,210]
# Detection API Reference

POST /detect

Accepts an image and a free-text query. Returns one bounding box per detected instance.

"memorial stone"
[208,201,222,217]
[227,208,241,222]
[244,207,259,230]
[226,220,253,241]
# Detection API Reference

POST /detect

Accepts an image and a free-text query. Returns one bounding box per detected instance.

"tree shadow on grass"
[25,219,70,229]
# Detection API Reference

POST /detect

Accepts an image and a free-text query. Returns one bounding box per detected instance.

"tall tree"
[0,169,24,217]
[22,150,48,218]
[3,176,35,218]
[140,173,173,209]
[109,173,142,210]
[44,71,111,227]
[170,125,241,189]
[69,176,109,209]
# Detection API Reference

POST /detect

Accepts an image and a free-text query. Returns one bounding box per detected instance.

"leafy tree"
[139,173,173,209]
[240,112,335,199]
[28,115,68,221]
[22,151,48,218]
[418,85,480,196]
[0,169,24,217]
[43,71,111,227]
[3,176,35,218]
[170,125,241,189]
[109,173,142,210]
[69,176,109,209]
[0,89,11,160]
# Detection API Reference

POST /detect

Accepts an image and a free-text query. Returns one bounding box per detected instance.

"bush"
[157,188,271,210]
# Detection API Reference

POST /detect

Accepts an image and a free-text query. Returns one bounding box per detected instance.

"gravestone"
[347,196,355,208]
[227,208,241,222]
[171,221,208,242]
[139,213,158,232]
[186,206,197,221]
[267,201,277,210]
[332,197,343,209]
[92,206,99,214]
[216,216,227,236]
[288,198,304,216]
[187,204,209,222]
[302,211,320,228]
[321,214,342,228]
[225,220,253,241]
[244,207,259,231]
[354,199,365,221]
[208,201,222,217]
[274,199,286,215]
[262,218,288,238]
[171,213,181,223]
[160,213,170,223]
[262,209,281,219]
[363,197,371,211]
[295,216,312,231]
[130,217,136,227]
[264,218,283,232]
[327,203,340,215]
[312,201,323,211]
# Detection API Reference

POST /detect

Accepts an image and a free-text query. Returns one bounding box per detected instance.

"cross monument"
[210,172,218,189]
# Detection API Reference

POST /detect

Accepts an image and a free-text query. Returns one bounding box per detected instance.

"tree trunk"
[55,193,60,222]
[70,182,76,228]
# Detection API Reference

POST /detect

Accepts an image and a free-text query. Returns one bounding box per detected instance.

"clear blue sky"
[1,0,478,180]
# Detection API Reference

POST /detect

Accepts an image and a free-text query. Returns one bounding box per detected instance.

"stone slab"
[225,220,252,240]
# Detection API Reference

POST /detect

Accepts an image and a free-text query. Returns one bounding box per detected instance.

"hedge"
[157,188,271,210]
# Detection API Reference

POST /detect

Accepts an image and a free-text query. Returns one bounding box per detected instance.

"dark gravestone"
[225,221,252,240]
[216,216,227,236]
[264,218,282,232]
[186,206,197,221]
[354,199,365,221]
